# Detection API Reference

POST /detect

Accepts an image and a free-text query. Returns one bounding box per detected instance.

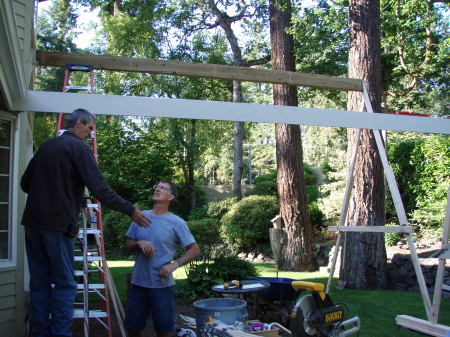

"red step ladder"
[56,64,116,337]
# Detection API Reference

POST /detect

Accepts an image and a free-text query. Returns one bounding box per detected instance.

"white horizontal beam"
[13,90,450,134]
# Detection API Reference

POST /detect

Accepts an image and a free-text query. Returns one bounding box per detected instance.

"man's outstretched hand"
[131,208,151,228]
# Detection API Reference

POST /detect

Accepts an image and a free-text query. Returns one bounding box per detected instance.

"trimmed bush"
[207,196,238,219]
[180,255,259,300]
[220,195,279,254]
[188,217,222,261]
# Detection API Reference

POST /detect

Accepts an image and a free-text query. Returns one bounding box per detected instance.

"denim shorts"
[124,284,176,333]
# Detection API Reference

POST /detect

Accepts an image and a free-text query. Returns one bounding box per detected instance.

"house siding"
[0,110,32,337]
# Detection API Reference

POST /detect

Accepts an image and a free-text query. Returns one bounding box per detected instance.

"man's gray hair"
[66,108,95,128]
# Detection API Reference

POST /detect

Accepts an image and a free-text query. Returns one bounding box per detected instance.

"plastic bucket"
[193,298,247,331]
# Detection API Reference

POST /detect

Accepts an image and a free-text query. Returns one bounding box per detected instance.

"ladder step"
[66,64,93,71]
[73,309,108,319]
[73,248,98,253]
[77,283,105,290]
[79,228,101,234]
[74,256,104,262]
[64,85,92,91]
[86,203,99,210]
[74,270,100,276]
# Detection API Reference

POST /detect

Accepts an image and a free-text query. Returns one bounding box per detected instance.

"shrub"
[207,197,238,219]
[246,170,277,196]
[384,223,401,247]
[103,201,148,256]
[188,207,209,221]
[179,255,259,300]
[387,134,449,228]
[309,201,326,231]
[245,166,321,203]
[220,195,279,254]
[188,218,223,261]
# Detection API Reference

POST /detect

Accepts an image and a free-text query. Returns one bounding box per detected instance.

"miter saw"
[289,281,360,337]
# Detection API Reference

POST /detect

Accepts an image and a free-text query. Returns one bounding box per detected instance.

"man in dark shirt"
[21,108,150,337]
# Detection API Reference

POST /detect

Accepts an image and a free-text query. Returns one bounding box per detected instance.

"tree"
[341,0,387,289]
[35,0,81,149]
[169,0,271,199]
[381,0,449,115]
[269,0,315,271]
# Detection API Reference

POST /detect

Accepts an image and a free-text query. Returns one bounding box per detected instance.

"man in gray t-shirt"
[124,180,200,337]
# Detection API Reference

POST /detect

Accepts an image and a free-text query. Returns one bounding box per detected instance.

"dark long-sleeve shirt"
[21,131,134,232]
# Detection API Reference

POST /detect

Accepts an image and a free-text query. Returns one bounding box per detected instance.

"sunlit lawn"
[108,260,450,337]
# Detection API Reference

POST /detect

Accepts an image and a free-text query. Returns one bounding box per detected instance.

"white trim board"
[14,90,450,134]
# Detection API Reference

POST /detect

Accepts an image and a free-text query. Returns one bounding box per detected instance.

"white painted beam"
[13,90,450,134]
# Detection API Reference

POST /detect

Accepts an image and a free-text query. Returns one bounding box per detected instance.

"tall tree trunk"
[341,0,387,289]
[269,0,315,271]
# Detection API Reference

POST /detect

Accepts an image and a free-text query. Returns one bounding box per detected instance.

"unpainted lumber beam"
[35,51,363,92]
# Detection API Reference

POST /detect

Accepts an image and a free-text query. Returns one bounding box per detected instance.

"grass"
[108,260,450,337]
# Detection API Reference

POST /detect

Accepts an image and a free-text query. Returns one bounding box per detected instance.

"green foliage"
[387,137,420,215]
[309,201,325,232]
[206,197,238,220]
[188,207,209,221]
[96,116,175,203]
[246,170,277,196]
[388,134,449,228]
[179,255,259,300]
[244,167,326,229]
[220,195,279,254]
[384,223,402,247]
[188,217,222,261]
[103,201,148,256]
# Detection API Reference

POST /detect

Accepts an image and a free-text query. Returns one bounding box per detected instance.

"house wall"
[0,109,32,337]
[0,1,35,336]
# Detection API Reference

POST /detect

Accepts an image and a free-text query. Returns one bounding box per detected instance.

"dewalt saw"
[290,281,360,337]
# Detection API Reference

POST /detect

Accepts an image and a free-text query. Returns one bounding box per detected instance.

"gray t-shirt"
[126,210,195,288]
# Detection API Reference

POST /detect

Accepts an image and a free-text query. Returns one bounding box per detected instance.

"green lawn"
[108,260,450,337]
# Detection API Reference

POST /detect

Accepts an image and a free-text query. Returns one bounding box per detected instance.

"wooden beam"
[13,90,450,134]
[328,226,414,233]
[396,315,449,337]
[35,51,363,92]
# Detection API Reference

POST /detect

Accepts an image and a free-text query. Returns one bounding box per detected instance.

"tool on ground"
[290,281,360,337]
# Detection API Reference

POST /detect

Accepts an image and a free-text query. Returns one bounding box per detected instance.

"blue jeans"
[124,284,176,334]
[25,226,77,337]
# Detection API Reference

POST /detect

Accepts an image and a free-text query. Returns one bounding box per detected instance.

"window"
[0,119,11,260]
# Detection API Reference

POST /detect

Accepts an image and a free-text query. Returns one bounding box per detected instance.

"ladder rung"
[73,309,108,319]
[74,256,104,262]
[64,85,92,91]
[328,225,414,233]
[66,64,93,71]
[77,228,101,235]
[86,203,99,209]
[77,283,105,290]
[74,248,100,253]
[74,270,100,276]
